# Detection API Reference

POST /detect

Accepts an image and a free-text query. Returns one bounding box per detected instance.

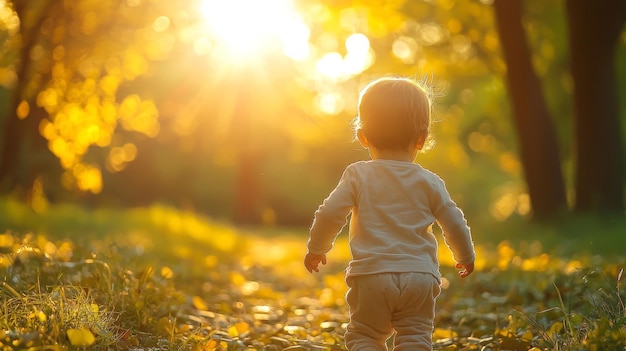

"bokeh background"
[0,0,624,228]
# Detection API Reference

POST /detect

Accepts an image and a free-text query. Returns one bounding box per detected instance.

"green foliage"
[0,0,625,224]
[0,0,517,223]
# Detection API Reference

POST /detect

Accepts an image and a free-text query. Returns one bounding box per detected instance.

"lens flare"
[199,0,310,60]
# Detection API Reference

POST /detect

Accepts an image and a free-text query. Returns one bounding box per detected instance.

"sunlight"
[393,36,419,64]
[315,92,345,115]
[0,1,18,88]
[344,33,374,75]
[316,52,344,79]
[314,33,373,81]
[199,0,310,60]
[0,0,18,33]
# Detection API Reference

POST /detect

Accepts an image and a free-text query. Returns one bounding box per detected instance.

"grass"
[0,197,625,350]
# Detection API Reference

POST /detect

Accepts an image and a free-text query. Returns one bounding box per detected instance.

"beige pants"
[345,272,441,351]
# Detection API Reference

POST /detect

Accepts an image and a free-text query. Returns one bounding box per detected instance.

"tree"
[492,0,569,218]
[493,0,626,218]
[0,0,166,198]
[1,0,622,224]
[566,0,626,213]
[0,1,59,196]
[0,0,326,223]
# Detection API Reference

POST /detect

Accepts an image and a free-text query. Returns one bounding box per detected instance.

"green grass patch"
[0,198,625,350]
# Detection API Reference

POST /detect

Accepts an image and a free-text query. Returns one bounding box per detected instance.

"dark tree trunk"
[232,73,262,224]
[0,0,58,194]
[492,0,568,218]
[567,0,626,213]
[0,107,50,194]
[0,112,25,192]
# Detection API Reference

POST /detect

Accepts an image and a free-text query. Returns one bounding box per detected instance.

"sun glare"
[197,1,375,116]
[199,0,310,60]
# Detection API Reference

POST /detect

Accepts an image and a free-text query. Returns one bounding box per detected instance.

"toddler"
[304,77,475,351]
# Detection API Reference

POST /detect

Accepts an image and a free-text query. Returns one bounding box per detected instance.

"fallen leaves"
[0,224,625,350]
[67,328,96,347]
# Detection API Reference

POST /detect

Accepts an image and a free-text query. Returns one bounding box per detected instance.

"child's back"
[304,77,476,351]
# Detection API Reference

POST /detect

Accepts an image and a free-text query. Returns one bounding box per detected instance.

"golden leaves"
[193,296,209,311]
[433,327,458,340]
[16,100,29,119]
[106,143,137,173]
[35,78,159,193]
[227,321,249,337]
[160,266,174,279]
[66,328,96,347]
[119,94,160,137]
[4,0,172,196]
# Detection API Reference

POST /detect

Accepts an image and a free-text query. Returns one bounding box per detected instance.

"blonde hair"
[355,77,434,151]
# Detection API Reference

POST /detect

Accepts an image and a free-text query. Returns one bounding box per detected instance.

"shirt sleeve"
[431,178,475,265]
[307,166,356,255]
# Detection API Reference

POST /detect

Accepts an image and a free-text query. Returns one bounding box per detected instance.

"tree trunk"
[567,0,626,213]
[0,108,48,194]
[493,0,567,218]
[0,0,58,194]
[232,73,262,224]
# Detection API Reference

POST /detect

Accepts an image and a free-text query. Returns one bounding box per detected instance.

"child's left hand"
[304,252,327,273]
[455,262,474,278]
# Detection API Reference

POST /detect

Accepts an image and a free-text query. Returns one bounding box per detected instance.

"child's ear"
[415,132,427,150]
[357,130,370,148]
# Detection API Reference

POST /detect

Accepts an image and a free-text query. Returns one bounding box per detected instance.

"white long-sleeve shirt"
[307,159,475,280]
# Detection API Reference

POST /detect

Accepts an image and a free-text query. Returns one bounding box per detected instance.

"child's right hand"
[456,262,474,278]
[304,252,327,273]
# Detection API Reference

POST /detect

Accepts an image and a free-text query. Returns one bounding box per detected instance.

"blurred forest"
[0,0,624,226]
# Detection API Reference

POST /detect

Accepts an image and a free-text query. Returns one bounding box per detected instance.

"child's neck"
[368,147,417,162]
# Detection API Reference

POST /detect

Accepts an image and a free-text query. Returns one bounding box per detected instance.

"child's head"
[355,77,433,152]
